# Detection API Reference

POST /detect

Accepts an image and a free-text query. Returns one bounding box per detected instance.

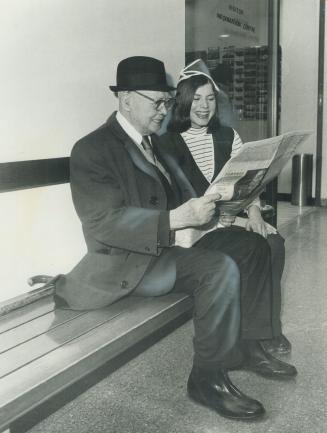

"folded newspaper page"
[175,130,312,247]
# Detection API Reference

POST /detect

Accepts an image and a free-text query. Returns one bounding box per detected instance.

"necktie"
[141,136,156,164]
[141,135,172,184]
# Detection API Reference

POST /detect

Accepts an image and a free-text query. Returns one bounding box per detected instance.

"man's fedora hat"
[109,56,175,92]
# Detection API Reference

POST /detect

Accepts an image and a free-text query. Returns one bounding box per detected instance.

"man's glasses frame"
[133,91,175,111]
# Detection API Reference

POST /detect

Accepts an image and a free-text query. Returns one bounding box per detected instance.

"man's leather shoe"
[243,340,297,379]
[187,366,265,420]
[260,334,292,356]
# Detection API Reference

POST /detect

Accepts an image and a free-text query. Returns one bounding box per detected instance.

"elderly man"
[55,56,296,421]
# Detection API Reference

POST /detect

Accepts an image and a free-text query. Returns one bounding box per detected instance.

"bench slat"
[0,294,192,431]
[0,297,54,334]
[0,298,140,378]
[0,308,85,354]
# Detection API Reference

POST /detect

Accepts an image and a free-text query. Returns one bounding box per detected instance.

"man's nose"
[158,104,168,115]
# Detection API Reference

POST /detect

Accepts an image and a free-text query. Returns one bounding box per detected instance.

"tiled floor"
[277,201,315,228]
[27,203,327,433]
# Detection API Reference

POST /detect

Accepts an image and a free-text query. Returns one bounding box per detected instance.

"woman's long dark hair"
[167,74,220,133]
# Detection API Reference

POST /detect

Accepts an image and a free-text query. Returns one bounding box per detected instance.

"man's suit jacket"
[55,112,197,310]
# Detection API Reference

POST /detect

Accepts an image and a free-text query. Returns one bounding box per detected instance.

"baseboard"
[277,193,291,201]
[276,192,316,206]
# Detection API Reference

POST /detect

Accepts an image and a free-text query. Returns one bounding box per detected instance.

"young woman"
[160,60,290,356]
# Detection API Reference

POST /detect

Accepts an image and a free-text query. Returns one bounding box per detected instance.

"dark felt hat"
[109,56,175,92]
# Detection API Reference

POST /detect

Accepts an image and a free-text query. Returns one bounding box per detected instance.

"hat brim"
[109,84,176,92]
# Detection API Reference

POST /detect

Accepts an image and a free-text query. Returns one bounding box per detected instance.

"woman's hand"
[245,205,277,238]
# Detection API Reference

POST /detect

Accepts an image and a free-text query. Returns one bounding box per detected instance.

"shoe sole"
[265,348,292,357]
[243,366,297,380]
[187,387,265,421]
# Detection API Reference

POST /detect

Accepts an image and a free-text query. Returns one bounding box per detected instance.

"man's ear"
[120,91,132,112]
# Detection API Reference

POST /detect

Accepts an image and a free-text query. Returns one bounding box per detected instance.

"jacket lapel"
[105,113,197,198]
[107,113,162,184]
[124,140,162,184]
[211,128,234,180]
[154,141,197,199]
[171,133,209,196]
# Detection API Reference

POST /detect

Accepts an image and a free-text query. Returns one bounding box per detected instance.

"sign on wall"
[216,1,261,43]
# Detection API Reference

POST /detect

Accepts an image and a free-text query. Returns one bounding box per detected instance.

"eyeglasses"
[133,91,175,111]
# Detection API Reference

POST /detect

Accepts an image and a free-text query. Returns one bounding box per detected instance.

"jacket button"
[145,247,150,252]
[120,280,128,288]
[149,196,159,205]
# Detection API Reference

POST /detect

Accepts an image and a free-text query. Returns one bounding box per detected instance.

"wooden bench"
[0,157,277,432]
[0,291,192,433]
[0,158,193,432]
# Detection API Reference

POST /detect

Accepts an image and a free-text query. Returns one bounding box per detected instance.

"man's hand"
[169,193,221,230]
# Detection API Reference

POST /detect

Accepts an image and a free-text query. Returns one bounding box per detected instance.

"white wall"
[0,0,185,302]
[279,0,320,194]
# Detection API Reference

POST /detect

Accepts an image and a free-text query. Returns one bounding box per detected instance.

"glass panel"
[186,0,271,142]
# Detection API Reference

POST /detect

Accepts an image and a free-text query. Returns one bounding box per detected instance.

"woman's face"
[190,82,216,128]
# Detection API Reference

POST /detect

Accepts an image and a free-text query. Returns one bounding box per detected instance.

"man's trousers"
[134,228,279,371]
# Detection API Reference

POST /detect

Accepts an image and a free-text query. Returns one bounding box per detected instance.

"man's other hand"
[169,193,221,230]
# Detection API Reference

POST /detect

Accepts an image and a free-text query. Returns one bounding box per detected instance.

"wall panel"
[0,0,185,302]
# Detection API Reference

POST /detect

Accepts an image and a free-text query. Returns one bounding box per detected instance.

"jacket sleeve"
[70,139,170,256]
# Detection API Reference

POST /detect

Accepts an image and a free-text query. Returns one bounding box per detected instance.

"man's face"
[127,91,170,135]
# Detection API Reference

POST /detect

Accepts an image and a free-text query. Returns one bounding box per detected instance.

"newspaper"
[175,130,312,247]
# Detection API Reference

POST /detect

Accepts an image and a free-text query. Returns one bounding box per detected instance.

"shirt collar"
[116,111,143,145]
